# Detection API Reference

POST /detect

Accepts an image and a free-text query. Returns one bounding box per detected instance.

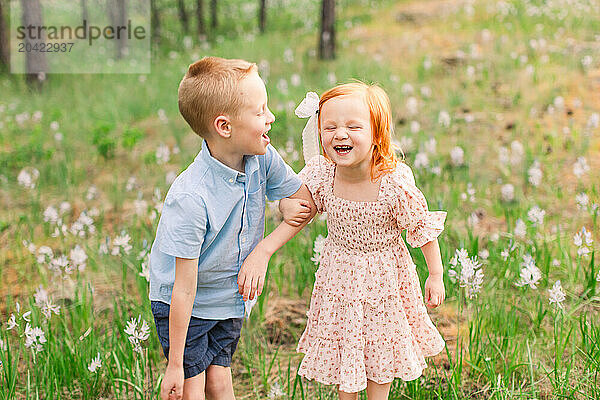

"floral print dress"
[296,155,447,393]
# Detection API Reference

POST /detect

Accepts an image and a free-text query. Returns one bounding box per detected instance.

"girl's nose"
[333,127,349,139]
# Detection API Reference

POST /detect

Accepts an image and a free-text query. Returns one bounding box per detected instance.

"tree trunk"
[210,0,217,29]
[0,0,9,70]
[81,0,88,23]
[117,0,127,59]
[108,0,128,59]
[196,0,205,37]
[178,0,189,34]
[21,0,47,86]
[258,0,266,34]
[319,0,335,60]
[151,0,160,43]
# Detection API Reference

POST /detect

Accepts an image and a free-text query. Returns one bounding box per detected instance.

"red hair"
[318,82,398,181]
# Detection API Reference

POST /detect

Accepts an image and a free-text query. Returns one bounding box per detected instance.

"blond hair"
[319,82,398,181]
[178,56,257,137]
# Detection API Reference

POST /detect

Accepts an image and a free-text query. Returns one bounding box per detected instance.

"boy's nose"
[266,108,275,124]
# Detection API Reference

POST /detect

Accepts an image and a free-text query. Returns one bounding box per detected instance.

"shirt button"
[228,178,233,183]
[242,238,246,243]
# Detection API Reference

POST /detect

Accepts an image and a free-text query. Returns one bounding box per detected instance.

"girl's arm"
[238,184,317,301]
[420,239,445,308]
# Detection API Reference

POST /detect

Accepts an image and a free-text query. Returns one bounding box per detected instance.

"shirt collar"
[197,141,259,183]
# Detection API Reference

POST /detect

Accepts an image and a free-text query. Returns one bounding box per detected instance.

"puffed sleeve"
[298,155,329,213]
[391,163,446,248]
[156,192,207,259]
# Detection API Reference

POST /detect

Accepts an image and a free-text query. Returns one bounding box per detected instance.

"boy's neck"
[204,139,245,173]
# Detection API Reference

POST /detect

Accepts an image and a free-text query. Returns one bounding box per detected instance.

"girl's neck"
[335,162,372,184]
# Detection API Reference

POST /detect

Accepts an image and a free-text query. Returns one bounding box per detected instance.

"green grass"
[1,0,599,398]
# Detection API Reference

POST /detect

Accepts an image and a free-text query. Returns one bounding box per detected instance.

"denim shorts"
[150,301,243,379]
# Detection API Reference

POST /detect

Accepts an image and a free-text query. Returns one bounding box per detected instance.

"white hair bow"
[294,92,320,163]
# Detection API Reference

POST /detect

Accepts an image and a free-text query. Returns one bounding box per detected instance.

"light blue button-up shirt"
[149,141,302,319]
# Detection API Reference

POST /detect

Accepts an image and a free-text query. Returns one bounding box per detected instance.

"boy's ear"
[213,115,232,138]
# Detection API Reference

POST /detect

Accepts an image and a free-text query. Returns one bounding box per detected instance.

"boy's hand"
[238,245,271,301]
[424,274,445,308]
[279,197,312,227]
[161,363,184,400]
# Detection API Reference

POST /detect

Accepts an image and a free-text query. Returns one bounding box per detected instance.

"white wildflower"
[36,246,53,264]
[478,249,489,260]
[311,235,326,266]
[70,245,88,271]
[24,323,46,353]
[498,146,510,164]
[548,280,565,309]
[156,143,170,164]
[527,161,542,187]
[86,185,98,201]
[406,97,418,116]
[450,146,464,166]
[410,120,420,134]
[414,152,429,169]
[126,176,137,191]
[573,226,593,257]
[158,109,168,123]
[268,381,285,399]
[438,110,451,127]
[59,201,71,214]
[447,249,484,298]
[43,206,59,224]
[527,206,545,227]
[587,112,599,129]
[17,167,40,189]
[515,254,542,289]
[88,353,102,373]
[290,74,301,87]
[124,316,151,353]
[424,138,437,155]
[573,157,590,178]
[510,141,524,166]
[112,233,132,256]
[7,314,17,330]
[467,212,480,228]
[501,183,515,202]
[576,193,589,210]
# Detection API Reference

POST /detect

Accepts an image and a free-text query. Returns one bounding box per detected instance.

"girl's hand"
[279,198,312,227]
[424,274,445,308]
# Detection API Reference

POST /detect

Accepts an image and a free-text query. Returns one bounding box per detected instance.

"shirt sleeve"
[157,192,207,259]
[298,155,328,213]
[392,164,446,248]
[264,144,303,201]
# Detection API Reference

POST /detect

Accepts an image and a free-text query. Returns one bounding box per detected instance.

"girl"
[282,82,447,399]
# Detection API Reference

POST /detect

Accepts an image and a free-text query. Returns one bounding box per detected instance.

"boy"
[149,57,312,400]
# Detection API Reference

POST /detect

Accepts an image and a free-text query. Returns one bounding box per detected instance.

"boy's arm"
[161,257,198,400]
[238,184,317,301]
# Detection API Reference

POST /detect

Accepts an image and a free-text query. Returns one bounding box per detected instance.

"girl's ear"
[213,115,232,138]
